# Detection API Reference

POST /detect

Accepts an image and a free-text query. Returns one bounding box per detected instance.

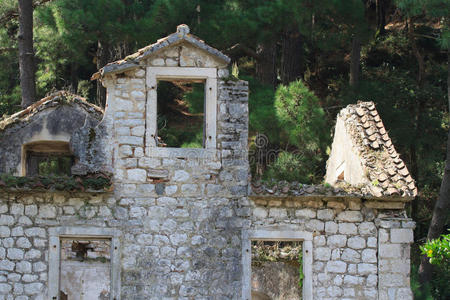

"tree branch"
[225,43,260,60]
[0,0,53,26]
[0,47,17,54]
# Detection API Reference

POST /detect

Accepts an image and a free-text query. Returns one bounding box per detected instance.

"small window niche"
[60,238,111,299]
[23,141,73,176]
[336,161,346,182]
[156,79,205,148]
[48,227,120,300]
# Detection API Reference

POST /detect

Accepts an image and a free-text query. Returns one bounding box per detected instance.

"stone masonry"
[0,25,416,299]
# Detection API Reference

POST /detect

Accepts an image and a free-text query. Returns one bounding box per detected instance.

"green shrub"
[275,80,329,151]
[421,233,450,266]
[417,233,450,299]
[264,151,322,183]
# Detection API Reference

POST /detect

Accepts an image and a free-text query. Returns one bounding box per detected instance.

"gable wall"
[0,105,102,176]
[325,116,367,185]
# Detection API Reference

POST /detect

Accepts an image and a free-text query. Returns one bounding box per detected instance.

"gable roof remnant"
[92,24,231,80]
[338,101,416,198]
[251,101,417,200]
[0,91,103,131]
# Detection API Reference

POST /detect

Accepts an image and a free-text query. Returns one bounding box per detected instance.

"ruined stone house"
[0,25,416,299]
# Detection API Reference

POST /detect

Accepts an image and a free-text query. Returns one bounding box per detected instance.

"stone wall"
[249,196,414,300]
[0,190,415,300]
[0,192,113,299]
[377,218,415,300]
[0,36,417,299]
[98,67,249,298]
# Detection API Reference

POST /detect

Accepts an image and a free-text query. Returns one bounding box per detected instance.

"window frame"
[145,67,217,159]
[48,227,121,300]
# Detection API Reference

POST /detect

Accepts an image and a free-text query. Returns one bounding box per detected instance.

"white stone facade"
[0,25,415,299]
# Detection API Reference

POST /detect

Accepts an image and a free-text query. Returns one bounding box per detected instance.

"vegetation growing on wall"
[0,172,112,192]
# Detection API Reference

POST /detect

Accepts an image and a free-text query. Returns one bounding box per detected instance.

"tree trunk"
[280,30,304,85]
[418,48,450,286]
[349,35,361,87]
[376,0,386,35]
[419,127,450,284]
[96,40,109,107]
[18,0,36,108]
[408,18,425,85]
[255,41,277,88]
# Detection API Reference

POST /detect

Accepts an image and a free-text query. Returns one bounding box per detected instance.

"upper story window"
[146,67,217,153]
[24,141,73,176]
[157,79,206,148]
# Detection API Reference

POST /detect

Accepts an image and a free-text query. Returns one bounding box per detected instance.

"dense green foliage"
[421,233,450,266]
[0,0,449,297]
[415,233,450,299]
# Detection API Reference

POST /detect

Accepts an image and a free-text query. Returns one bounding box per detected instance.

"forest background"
[0,0,448,298]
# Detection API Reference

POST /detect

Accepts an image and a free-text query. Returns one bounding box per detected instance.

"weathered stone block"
[295,208,316,219]
[328,235,347,248]
[390,228,414,244]
[7,248,24,260]
[306,219,325,231]
[341,248,360,263]
[379,244,402,258]
[127,168,147,182]
[315,247,331,261]
[269,208,287,219]
[339,223,357,235]
[0,215,14,226]
[347,236,366,249]
[362,249,377,263]
[337,211,363,222]
[317,209,334,220]
[0,226,10,238]
[326,261,347,273]
[357,263,377,275]
[325,221,338,234]
[173,170,190,182]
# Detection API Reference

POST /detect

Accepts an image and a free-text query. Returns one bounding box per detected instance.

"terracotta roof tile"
[337,101,417,197]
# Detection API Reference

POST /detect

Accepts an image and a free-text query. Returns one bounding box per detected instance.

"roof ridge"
[92,24,230,79]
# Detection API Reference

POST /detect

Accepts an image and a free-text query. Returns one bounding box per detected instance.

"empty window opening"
[60,238,111,300]
[251,240,303,300]
[336,161,345,182]
[156,79,205,148]
[24,141,73,176]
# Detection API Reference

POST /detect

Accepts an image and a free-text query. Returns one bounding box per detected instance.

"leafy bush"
[417,233,450,299]
[420,233,450,266]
